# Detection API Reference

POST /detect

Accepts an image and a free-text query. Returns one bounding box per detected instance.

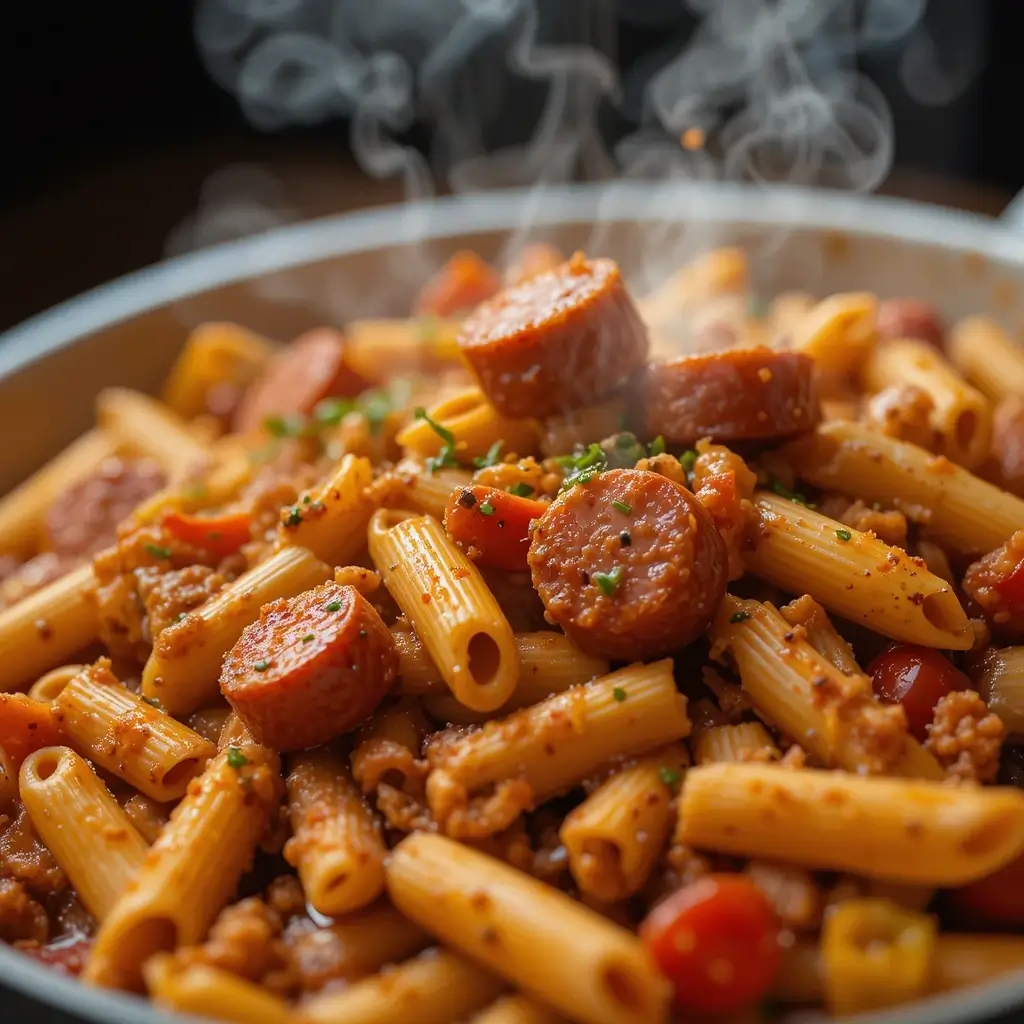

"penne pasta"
[779,595,860,675]
[470,995,568,1024]
[744,491,972,650]
[679,762,1024,886]
[141,545,333,715]
[692,721,780,766]
[947,315,1024,404]
[121,793,170,845]
[20,746,148,920]
[395,458,474,521]
[788,292,878,376]
[368,510,517,712]
[342,317,464,381]
[28,663,86,703]
[55,660,216,801]
[973,646,1024,735]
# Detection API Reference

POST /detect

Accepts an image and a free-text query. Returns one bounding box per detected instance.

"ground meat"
[137,565,225,641]
[925,690,1005,783]
[963,530,1024,640]
[0,553,71,611]
[265,875,306,922]
[633,453,689,486]
[0,877,49,943]
[863,384,937,450]
[0,807,65,897]
[692,442,758,580]
[472,457,559,499]
[816,494,909,548]
[89,549,150,664]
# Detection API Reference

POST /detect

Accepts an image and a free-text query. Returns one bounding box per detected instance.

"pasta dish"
[1,242,1023,1023]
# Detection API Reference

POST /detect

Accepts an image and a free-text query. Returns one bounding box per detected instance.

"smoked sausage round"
[458,253,649,419]
[877,298,945,350]
[528,468,728,660]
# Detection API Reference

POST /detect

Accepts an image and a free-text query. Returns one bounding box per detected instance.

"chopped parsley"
[836,528,852,542]
[302,494,312,504]
[659,766,682,788]
[173,612,187,623]
[141,696,168,713]
[301,634,316,643]
[264,413,308,438]
[283,506,303,527]
[730,610,751,623]
[558,443,608,493]
[612,686,628,702]
[144,544,172,560]
[226,747,248,769]
[325,600,343,613]
[415,407,459,473]
[361,389,395,435]
[254,660,271,672]
[770,479,814,509]
[508,482,534,497]
[472,441,504,469]
[594,565,624,596]
[478,501,496,516]
[679,450,697,473]
[648,435,666,457]
[313,397,356,427]
[611,499,632,515]
[606,432,646,468]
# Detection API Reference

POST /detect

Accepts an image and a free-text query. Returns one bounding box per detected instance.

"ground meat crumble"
[925,690,1004,783]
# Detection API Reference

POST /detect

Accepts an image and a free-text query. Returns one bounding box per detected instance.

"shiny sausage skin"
[458,253,649,419]
[45,457,166,559]
[528,468,728,660]
[877,298,944,349]
[639,348,819,446]
[220,582,397,751]
[234,328,372,433]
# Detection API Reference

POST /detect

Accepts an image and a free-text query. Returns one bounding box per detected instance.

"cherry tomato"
[867,644,972,741]
[162,508,252,561]
[444,485,548,572]
[993,557,1024,609]
[949,851,1024,928]
[640,874,781,1015]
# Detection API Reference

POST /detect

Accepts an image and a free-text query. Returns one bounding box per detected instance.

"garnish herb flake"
[226,747,248,769]
[473,441,504,469]
[415,407,460,473]
[141,696,168,713]
[611,500,632,515]
[144,544,172,560]
[254,660,271,672]
[325,600,343,613]
[508,482,534,497]
[836,528,852,542]
[612,686,628,702]
[659,766,682,788]
[478,501,496,517]
[730,610,752,623]
[770,479,814,509]
[648,435,666,457]
[594,565,624,596]
[679,450,697,473]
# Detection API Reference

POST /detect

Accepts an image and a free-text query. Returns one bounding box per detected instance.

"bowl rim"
[1,181,1023,1024]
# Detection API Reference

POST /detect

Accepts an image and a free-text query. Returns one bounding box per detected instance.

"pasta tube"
[141,545,332,715]
[284,748,386,916]
[395,458,473,521]
[560,745,687,902]
[28,663,86,703]
[425,660,691,839]
[744,492,972,650]
[788,292,878,376]
[692,721,780,765]
[947,315,1024,403]
[55,661,216,801]
[780,595,860,675]
[862,338,992,468]
[302,948,506,1024]
[973,646,1024,735]
[679,762,1024,886]
[0,562,98,693]
[0,428,118,558]
[342,317,463,380]
[780,421,1024,555]
[470,996,568,1024]
[387,833,670,1024]
[20,747,148,920]
[83,741,282,991]
[368,510,517,712]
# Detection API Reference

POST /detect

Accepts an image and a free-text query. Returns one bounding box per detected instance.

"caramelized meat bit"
[925,690,1005,783]
[876,298,945,350]
[138,565,225,641]
[817,494,909,548]
[0,877,49,943]
[963,529,1024,640]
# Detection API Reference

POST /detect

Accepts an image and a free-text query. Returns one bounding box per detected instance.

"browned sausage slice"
[458,253,649,419]
[639,348,818,445]
[45,456,166,559]
[877,298,945,350]
[233,328,373,433]
[220,581,397,751]
[528,468,727,660]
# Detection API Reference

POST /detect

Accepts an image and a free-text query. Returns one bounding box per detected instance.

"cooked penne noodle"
[767,290,816,345]
[0,562,98,693]
[20,746,148,920]
[96,387,208,482]
[0,428,119,558]
[351,699,430,790]
[28,663,86,703]
[141,545,332,715]
[788,292,878,376]
[947,315,1024,404]
[302,948,506,1024]
[368,510,517,712]
[711,596,943,779]
[187,706,234,747]
[343,317,464,380]
[692,721,780,765]
[83,741,282,990]
[55,661,216,801]
[161,322,274,421]
[744,492,972,650]
[285,748,386,916]
[395,458,474,521]
[121,793,170,845]
[277,454,375,565]
[560,745,687,902]
[973,646,1024,735]
[144,955,298,1024]
[470,995,568,1024]
[426,660,690,838]
[679,762,1024,886]
[397,386,540,463]
[386,833,670,1024]
[638,247,748,328]
[780,595,860,675]
[780,421,1024,554]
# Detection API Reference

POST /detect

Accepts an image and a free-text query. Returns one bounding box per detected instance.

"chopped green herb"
[558,443,608,493]
[254,660,271,672]
[144,544,172,560]
[508,482,534,498]
[612,686,628,702]
[605,432,646,468]
[659,766,681,788]
[836,528,852,542]
[770,479,814,508]
[313,397,356,427]
[611,499,632,515]
[325,600,343,613]
[679,450,697,473]
[478,501,496,516]
[415,407,460,473]
[648,435,666,457]
[594,565,624,596]
[141,696,168,713]
[473,440,504,469]
[303,494,312,504]
[730,610,751,623]
[264,413,307,438]
[173,612,187,624]
[301,634,316,643]
[361,389,393,435]
[284,507,303,527]
[226,747,248,769]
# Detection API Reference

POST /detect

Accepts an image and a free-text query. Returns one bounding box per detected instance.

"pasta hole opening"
[467,632,502,690]
[921,592,965,634]
[601,960,643,1009]
[115,917,178,985]
[581,839,625,899]
[162,758,200,789]
[960,809,1019,858]
[26,750,64,783]
[324,872,350,895]
[955,410,977,451]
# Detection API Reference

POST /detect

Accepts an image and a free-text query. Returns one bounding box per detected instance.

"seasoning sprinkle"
[612,686,628,702]
[144,544,172,560]
[508,482,535,497]
[174,612,187,623]
[325,600,343,612]
[254,660,271,672]
[611,500,632,514]
[458,489,477,509]
[594,565,624,597]
[473,440,504,469]
[226,747,248,769]
[359,629,368,638]
[836,528,852,542]
[730,610,751,623]
[770,479,814,509]
[620,530,632,547]
[659,766,681,788]
[478,501,496,516]
[301,634,316,643]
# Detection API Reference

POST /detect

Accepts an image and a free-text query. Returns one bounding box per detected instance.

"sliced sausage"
[220,581,397,751]
[528,468,728,660]
[45,456,165,559]
[877,298,944,350]
[233,328,373,434]
[639,348,819,446]
[458,253,649,419]
[414,251,501,317]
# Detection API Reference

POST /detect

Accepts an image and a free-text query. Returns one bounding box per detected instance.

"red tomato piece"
[163,508,252,561]
[993,557,1024,610]
[640,874,781,1015]
[444,485,548,573]
[867,644,973,742]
